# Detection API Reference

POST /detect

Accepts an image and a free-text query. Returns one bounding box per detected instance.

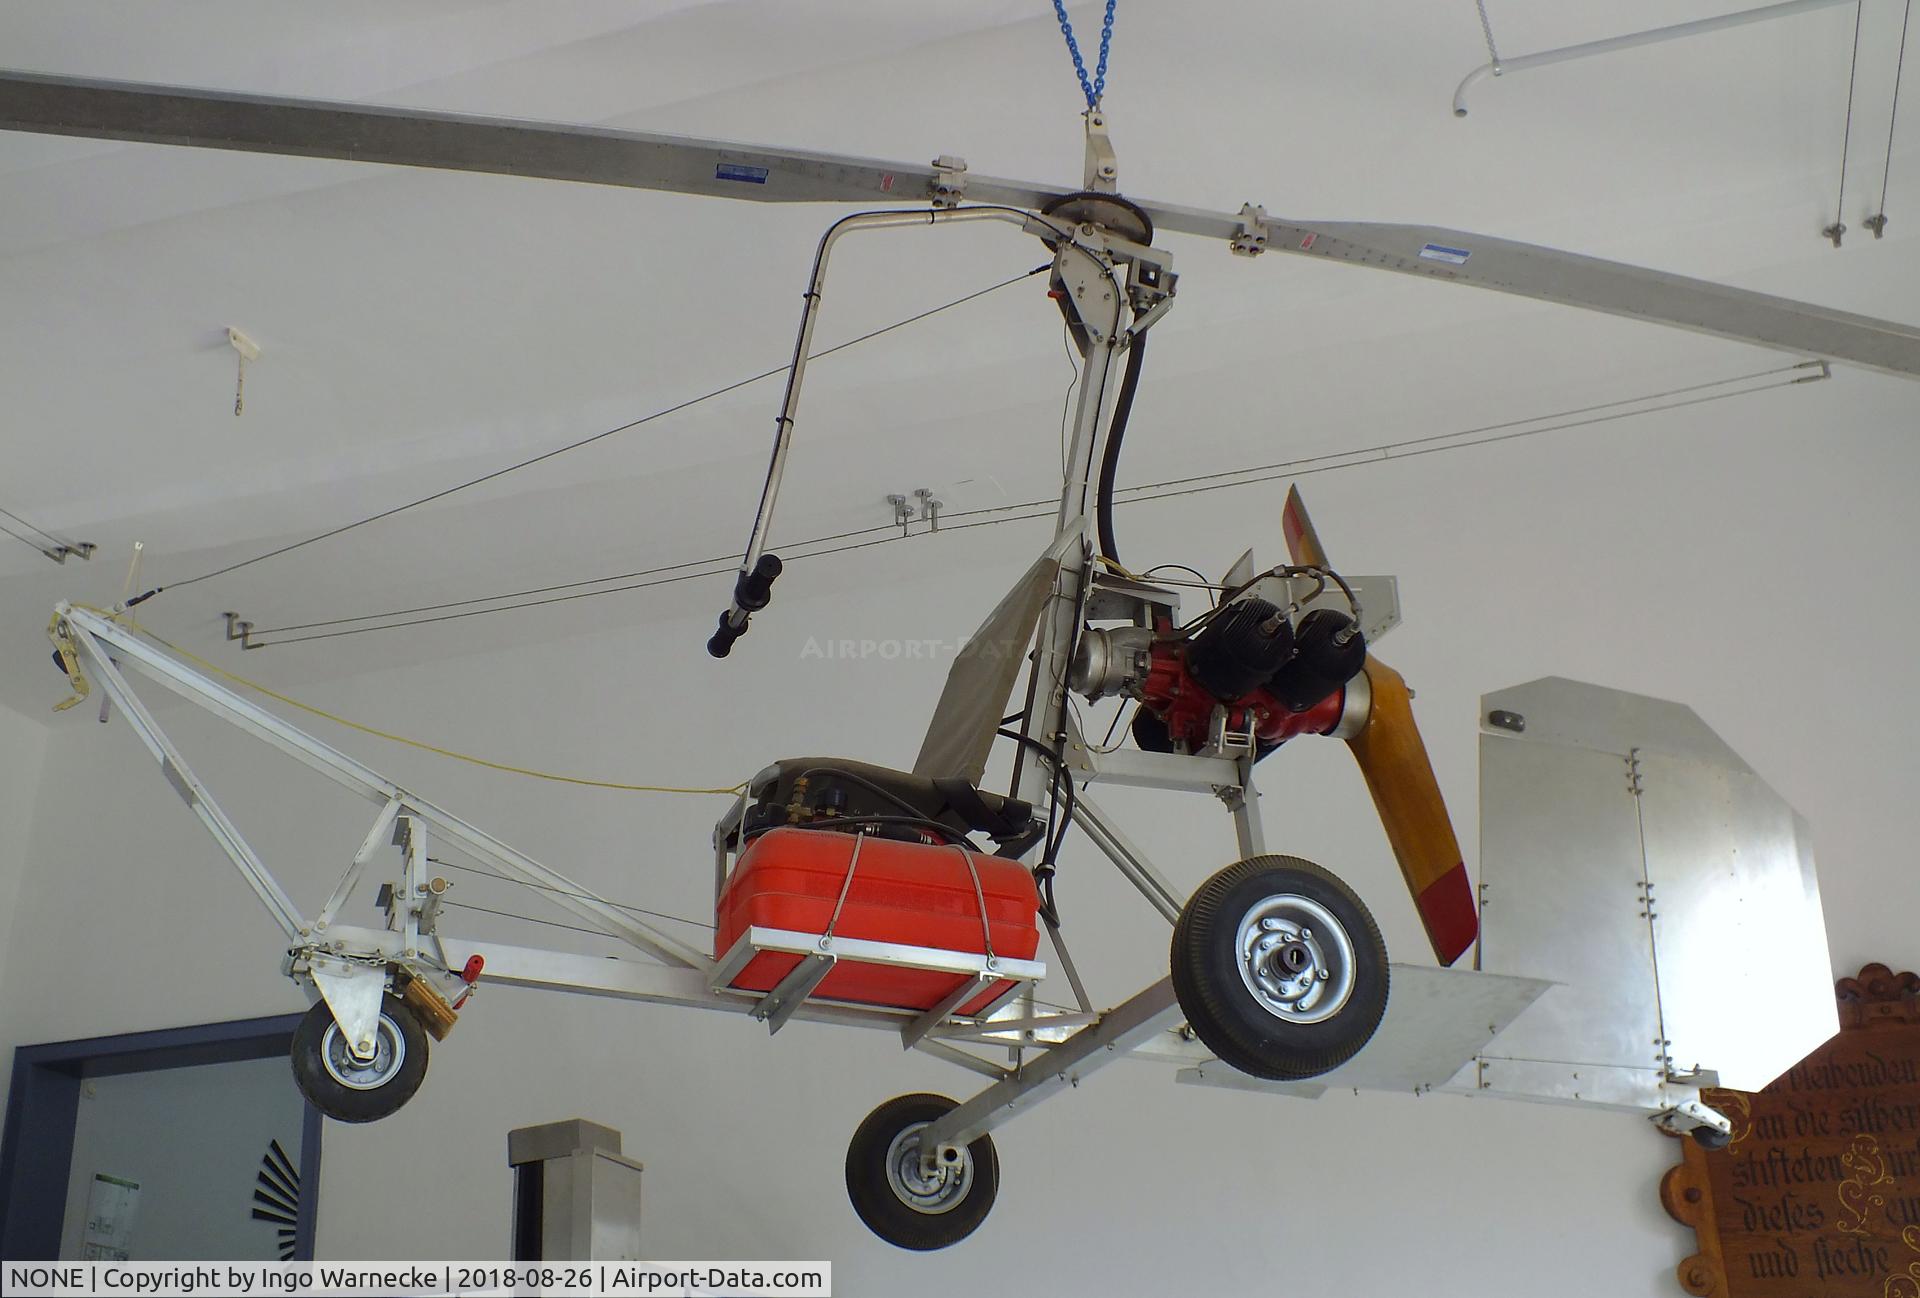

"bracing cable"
[235,360,1824,648]
[142,266,1047,601]
[0,502,84,555]
[1880,0,1913,224]
[86,609,747,795]
[1835,0,1865,236]
[429,856,716,931]
[0,516,56,559]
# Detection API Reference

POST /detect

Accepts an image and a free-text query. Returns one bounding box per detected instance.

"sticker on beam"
[715,163,770,185]
[1418,243,1472,266]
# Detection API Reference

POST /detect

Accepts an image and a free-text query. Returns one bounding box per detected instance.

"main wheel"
[845,1093,998,1251]
[290,993,429,1123]
[1171,855,1389,1081]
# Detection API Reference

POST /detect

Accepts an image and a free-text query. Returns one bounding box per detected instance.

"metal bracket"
[929,155,967,208]
[47,616,90,713]
[1823,221,1846,249]
[901,975,992,1050]
[1865,213,1889,239]
[1230,203,1271,257]
[1202,704,1257,760]
[753,950,836,1035]
[41,541,96,564]
[886,494,912,531]
[1082,110,1118,193]
[885,489,942,532]
[1652,1093,1731,1137]
[1054,246,1121,346]
[222,612,257,650]
[308,956,388,1060]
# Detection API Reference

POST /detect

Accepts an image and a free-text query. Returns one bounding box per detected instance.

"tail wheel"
[845,1093,998,1251]
[1172,855,1389,1081]
[1690,1125,1732,1151]
[290,993,429,1123]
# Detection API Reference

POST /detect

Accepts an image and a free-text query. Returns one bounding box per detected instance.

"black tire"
[290,993,429,1123]
[1171,855,1388,1081]
[845,1093,998,1250]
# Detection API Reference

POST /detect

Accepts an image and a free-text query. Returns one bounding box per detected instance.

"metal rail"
[1453,0,1860,117]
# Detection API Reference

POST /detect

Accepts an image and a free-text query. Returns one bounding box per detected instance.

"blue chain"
[1052,0,1117,110]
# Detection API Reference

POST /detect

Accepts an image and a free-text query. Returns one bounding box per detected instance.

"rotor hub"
[1041,191,1154,246]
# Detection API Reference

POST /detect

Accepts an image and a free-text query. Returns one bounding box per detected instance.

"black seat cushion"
[744,757,1035,846]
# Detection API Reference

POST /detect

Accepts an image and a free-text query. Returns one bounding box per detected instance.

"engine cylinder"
[1187,599,1295,701]
[1267,608,1367,712]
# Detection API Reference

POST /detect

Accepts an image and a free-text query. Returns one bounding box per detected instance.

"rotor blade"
[1344,658,1479,966]
[0,69,1053,210]
[1246,215,1920,379]
[5,70,1916,376]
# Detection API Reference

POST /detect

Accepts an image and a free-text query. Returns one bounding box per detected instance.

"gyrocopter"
[15,40,1904,1251]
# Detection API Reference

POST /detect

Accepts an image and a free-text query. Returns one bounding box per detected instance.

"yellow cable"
[72,607,746,796]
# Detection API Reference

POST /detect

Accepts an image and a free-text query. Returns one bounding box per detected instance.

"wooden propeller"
[1282,486,1478,966]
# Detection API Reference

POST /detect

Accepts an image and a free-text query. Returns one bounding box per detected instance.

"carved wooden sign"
[1664,964,1920,1296]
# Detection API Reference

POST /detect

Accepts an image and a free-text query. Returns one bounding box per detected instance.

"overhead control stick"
[707,553,784,657]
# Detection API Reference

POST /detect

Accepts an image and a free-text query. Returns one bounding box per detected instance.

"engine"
[1073,598,1371,758]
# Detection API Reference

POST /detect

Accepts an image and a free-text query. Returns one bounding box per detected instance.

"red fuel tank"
[715,826,1041,1017]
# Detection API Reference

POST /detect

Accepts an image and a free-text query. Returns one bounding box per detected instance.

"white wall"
[2,397,1916,1293]
[0,700,48,998]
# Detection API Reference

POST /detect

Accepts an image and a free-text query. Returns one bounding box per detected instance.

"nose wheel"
[290,993,429,1123]
[1171,855,1389,1080]
[846,1093,999,1251]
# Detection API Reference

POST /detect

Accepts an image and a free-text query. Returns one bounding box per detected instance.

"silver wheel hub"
[884,1121,971,1215]
[1234,894,1356,1025]
[320,1014,405,1090]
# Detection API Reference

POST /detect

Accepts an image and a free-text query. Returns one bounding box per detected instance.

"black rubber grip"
[707,612,744,659]
[733,553,784,612]
[708,554,783,658]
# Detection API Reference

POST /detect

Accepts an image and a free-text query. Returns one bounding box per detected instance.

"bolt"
[1300,928,1312,940]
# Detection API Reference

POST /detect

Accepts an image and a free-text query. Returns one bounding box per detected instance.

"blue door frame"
[0,1013,321,1259]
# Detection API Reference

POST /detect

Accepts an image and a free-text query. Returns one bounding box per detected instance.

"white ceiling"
[0,0,1915,710]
